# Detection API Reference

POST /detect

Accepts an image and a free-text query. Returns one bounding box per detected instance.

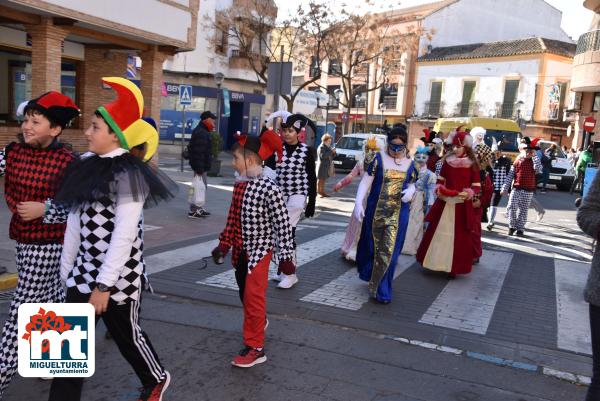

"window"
[309,56,319,78]
[327,85,340,107]
[593,93,600,112]
[501,79,520,118]
[215,24,228,55]
[460,81,476,116]
[428,81,442,115]
[379,79,398,110]
[328,59,342,76]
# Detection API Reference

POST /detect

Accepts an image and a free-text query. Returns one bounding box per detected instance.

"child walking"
[212,131,295,367]
[0,92,79,398]
[274,113,317,289]
[49,77,175,401]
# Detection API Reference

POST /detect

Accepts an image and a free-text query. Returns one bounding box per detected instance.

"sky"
[274,0,595,40]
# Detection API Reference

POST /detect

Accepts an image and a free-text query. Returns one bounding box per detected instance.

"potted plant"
[208,131,223,176]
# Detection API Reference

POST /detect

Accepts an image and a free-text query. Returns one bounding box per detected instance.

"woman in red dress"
[416,128,481,277]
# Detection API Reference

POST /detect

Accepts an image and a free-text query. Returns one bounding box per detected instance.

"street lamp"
[379,102,386,130]
[214,72,225,136]
[354,94,361,133]
[334,89,344,136]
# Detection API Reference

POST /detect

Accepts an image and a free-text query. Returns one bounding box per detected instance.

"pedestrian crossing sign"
[179,85,193,106]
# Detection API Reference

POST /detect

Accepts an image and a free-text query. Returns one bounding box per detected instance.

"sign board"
[267,62,293,95]
[222,88,231,117]
[584,117,596,133]
[179,85,193,106]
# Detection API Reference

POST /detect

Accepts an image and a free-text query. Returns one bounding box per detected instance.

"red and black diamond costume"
[213,131,295,365]
[0,92,79,397]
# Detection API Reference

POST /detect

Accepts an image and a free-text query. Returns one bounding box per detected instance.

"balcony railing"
[457,101,479,116]
[576,29,600,55]
[381,96,397,110]
[423,101,441,117]
[230,49,267,61]
[499,102,515,119]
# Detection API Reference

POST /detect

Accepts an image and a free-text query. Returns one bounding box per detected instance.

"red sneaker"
[231,346,267,368]
[137,371,170,401]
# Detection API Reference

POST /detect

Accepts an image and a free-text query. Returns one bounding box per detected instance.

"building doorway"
[227,101,244,149]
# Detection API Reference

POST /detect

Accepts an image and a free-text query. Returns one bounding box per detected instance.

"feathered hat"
[25,92,80,128]
[420,128,437,144]
[445,126,473,148]
[236,130,282,162]
[96,77,158,161]
[414,145,430,163]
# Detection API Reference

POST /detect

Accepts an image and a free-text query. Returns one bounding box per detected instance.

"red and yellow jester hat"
[96,77,158,161]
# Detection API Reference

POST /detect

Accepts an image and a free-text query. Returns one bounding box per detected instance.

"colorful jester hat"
[96,77,158,161]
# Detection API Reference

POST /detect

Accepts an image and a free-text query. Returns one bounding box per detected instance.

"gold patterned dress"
[356,152,417,303]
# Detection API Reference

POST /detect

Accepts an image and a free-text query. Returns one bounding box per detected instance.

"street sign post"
[584,116,596,133]
[179,85,193,172]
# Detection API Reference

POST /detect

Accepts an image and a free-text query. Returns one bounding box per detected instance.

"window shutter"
[429,82,442,115]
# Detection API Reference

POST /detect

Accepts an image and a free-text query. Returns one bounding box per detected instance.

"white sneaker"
[272,273,283,282]
[537,211,545,222]
[277,274,298,289]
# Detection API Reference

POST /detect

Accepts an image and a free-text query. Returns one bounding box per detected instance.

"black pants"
[588,304,600,401]
[234,249,248,304]
[48,287,165,401]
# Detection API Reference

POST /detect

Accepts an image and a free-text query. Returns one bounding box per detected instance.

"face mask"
[389,143,406,153]
[414,153,428,164]
[204,119,215,132]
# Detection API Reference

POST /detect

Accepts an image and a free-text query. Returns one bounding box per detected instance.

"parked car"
[536,139,575,191]
[333,133,387,171]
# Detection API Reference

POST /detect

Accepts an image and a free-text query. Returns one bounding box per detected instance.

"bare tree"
[208,0,330,111]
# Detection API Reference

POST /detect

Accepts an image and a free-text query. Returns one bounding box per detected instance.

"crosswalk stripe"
[146,239,219,275]
[419,250,513,335]
[300,254,415,310]
[482,236,590,262]
[197,232,346,290]
[555,259,592,355]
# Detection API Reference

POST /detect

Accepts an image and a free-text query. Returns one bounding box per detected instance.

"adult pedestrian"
[576,171,600,401]
[317,134,336,197]
[188,110,215,218]
[573,146,593,196]
[540,143,556,193]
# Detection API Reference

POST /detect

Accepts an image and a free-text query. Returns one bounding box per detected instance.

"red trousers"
[235,251,271,349]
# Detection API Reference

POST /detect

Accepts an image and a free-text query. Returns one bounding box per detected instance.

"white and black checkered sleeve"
[0,148,6,177]
[61,209,82,283]
[96,173,145,287]
[269,182,295,262]
[43,199,70,224]
[532,155,542,174]
[502,166,515,194]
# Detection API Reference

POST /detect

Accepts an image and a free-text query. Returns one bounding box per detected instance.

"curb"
[383,334,591,386]
[0,273,17,291]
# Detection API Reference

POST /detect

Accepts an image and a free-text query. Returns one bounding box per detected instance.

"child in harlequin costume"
[355,126,417,304]
[334,137,380,262]
[0,92,79,397]
[487,141,512,231]
[211,132,295,368]
[273,113,317,289]
[501,137,542,237]
[421,129,442,173]
[416,128,481,278]
[401,145,437,256]
[472,132,494,264]
[48,77,176,401]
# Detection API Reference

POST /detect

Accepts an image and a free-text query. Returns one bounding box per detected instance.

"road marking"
[419,250,513,335]
[197,232,346,290]
[555,259,592,355]
[144,224,162,232]
[300,254,416,310]
[482,236,590,262]
[146,239,219,275]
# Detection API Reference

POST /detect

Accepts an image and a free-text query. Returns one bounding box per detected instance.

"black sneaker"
[187,210,205,219]
[508,228,516,236]
[516,230,524,237]
[198,208,211,217]
[138,371,170,401]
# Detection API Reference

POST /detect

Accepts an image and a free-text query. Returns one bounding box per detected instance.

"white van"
[536,140,575,191]
[333,133,387,171]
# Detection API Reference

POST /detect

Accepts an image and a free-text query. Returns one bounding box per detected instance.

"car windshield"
[336,136,366,150]
[483,130,522,153]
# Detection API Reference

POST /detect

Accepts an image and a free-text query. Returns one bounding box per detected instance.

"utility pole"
[364,63,369,133]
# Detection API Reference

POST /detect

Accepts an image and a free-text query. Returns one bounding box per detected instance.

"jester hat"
[446,126,473,148]
[96,77,158,161]
[236,130,282,162]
